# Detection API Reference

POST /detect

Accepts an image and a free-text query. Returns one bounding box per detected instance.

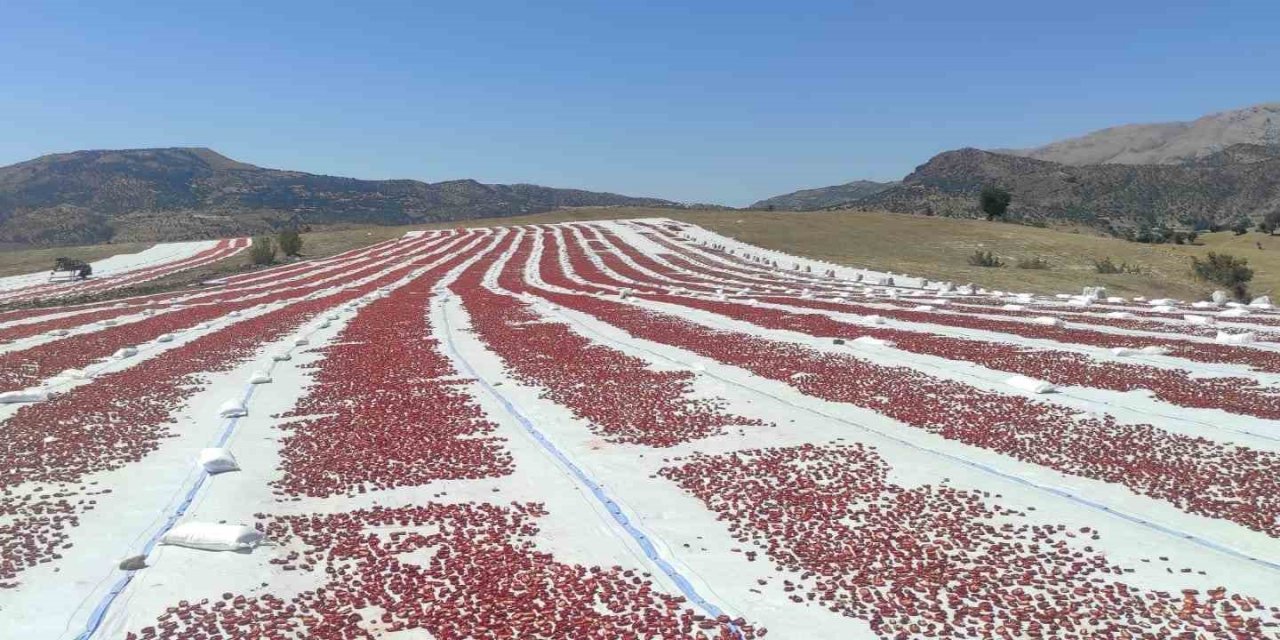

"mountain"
[1002,103,1280,166]
[844,144,1280,234]
[0,148,677,246]
[750,180,896,210]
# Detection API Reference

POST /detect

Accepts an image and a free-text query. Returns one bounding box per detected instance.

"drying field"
[1,219,1279,639]
[0,238,250,306]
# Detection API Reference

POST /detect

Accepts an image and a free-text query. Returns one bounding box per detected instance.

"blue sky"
[1,1,1277,205]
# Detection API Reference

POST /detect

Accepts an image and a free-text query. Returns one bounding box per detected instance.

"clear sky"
[2,1,1277,205]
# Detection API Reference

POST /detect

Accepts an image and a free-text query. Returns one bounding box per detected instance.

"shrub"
[979,186,1011,221]
[277,228,304,257]
[250,236,277,265]
[1094,257,1142,274]
[1015,256,1050,270]
[967,250,1005,268]
[1233,219,1251,235]
[1191,252,1254,300]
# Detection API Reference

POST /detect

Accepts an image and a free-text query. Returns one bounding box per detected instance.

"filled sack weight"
[198,447,240,474]
[1006,375,1056,394]
[0,390,50,404]
[217,398,248,418]
[160,523,263,552]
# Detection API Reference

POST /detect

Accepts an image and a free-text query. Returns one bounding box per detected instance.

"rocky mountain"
[1002,103,1280,166]
[0,148,677,246]
[749,180,896,210]
[843,144,1280,235]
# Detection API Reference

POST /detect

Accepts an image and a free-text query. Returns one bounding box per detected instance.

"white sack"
[1139,346,1171,355]
[249,370,272,384]
[1211,290,1230,304]
[1183,315,1215,326]
[1031,316,1064,327]
[160,523,262,552]
[217,398,248,418]
[1006,375,1056,394]
[1104,312,1135,319]
[113,347,138,359]
[852,336,895,348]
[1109,347,1140,357]
[1151,305,1175,313]
[1216,331,1257,345]
[1219,308,1252,318]
[1251,295,1272,307]
[271,351,292,361]
[198,448,240,474]
[0,390,49,404]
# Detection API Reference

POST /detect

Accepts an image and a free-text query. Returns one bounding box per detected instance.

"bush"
[1094,257,1142,274]
[1191,252,1254,300]
[1015,256,1050,270]
[979,186,1011,221]
[967,250,1005,268]
[250,236,277,265]
[277,228,303,257]
[1233,219,1251,235]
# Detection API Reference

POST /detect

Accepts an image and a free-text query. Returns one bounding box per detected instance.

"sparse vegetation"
[1233,219,1252,235]
[968,250,1005,268]
[250,236,277,265]
[277,228,303,257]
[1094,257,1143,274]
[1191,252,1254,300]
[1015,256,1050,270]
[979,186,1011,221]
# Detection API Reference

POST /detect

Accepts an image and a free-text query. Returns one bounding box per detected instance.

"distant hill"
[843,144,1280,234]
[0,148,677,246]
[750,180,896,210]
[1001,103,1280,165]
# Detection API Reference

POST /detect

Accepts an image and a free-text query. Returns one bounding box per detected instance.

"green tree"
[1263,211,1280,235]
[979,186,1012,221]
[250,236,277,265]
[1191,252,1254,300]
[277,228,303,257]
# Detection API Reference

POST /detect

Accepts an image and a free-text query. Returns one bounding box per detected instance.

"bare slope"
[1004,102,1280,165]
[749,179,896,210]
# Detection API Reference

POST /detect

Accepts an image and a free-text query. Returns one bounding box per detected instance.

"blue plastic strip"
[439,300,746,638]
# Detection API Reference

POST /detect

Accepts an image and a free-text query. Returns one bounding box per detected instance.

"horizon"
[3,1,1278,205]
